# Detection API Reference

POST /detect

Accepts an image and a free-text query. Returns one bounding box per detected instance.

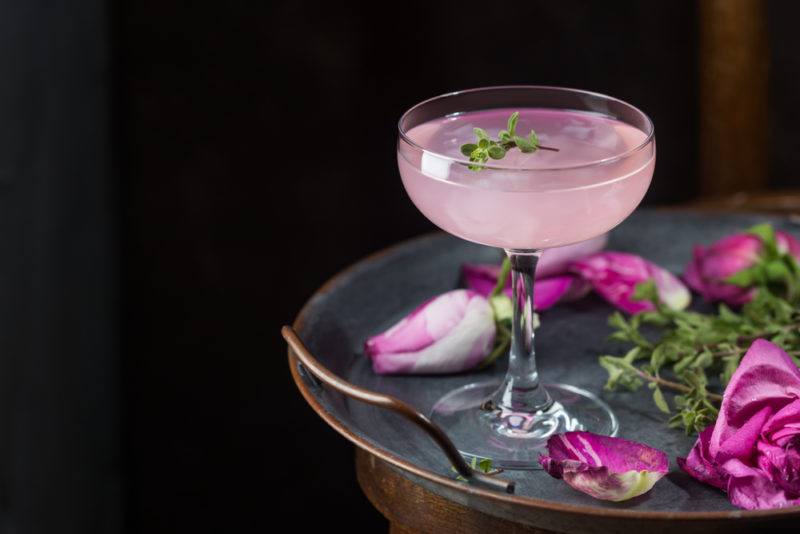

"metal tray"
[286,210,800,532]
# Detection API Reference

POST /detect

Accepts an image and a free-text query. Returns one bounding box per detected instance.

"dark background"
[2,1,799,533]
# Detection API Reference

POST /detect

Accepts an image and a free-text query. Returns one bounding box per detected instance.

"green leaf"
[632,279,659,303]
[507,111,519,136]
[599,354,644,391]
[673,354,695,374]
[513,136,535,153]
[691,348,713,369]
[460,143,478,157]
[721,354,742,385]
[478,138,490,149]
[717,303,740,323]
[473,127,489,141]
[528,130,539,148]
[726,266,759,287]
[487,145,506,159]
[476,458,493,473]
[653,387,670,413]
[748,223,777,250]
[470,147,485,159]
[765,259,791,282]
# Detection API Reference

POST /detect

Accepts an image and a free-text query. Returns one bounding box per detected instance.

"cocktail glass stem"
[488,251,553,419]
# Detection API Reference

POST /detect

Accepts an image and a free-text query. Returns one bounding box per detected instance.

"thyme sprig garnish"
[460,111,559,171]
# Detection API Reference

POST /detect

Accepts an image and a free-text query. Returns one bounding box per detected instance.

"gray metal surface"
[295,210,798,514]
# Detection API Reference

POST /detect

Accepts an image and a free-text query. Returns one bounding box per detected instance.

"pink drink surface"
[398,108,655,249]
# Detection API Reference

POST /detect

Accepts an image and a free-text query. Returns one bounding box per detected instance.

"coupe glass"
[397,86,655,469]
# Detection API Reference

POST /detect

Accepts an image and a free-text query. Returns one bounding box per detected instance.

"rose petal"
[570,252,690,314]
[677,425,728,490]
[461,234,608,300]
[534,275,578,311]
[761,398,800,446]
[461,264,503,298]
[699,234,761,280]
[538,432,668,501]
[462,264,585,311]
[364,289,496,375]
[709,339,800,458]
[537,233,609,278]
[757,439,800,495]
[724,459,800,510]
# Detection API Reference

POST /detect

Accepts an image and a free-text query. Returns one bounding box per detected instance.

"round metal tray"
[286,210,800,532]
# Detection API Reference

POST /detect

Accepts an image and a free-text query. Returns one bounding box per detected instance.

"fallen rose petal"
[570,252,690,314]
[364,289,496,375]
[538,432,668,502]
[462,264,586,311]
[532,275,584,311]
[537,233,609,278]
[678,339,800,509]
[462,234,607,302]
[461,263,505,298]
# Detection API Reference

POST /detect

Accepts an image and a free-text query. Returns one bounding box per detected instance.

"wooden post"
[698,0,769,196]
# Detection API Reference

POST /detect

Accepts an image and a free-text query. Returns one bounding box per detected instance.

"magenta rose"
[683,231,800,305]
[678,339,800,509]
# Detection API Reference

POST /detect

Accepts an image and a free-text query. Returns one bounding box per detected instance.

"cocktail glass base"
[430,381,618,470]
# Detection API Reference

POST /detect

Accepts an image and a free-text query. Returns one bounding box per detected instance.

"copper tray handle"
[282,326,515,494]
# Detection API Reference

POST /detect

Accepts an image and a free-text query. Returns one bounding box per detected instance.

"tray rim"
[288,216,800,521]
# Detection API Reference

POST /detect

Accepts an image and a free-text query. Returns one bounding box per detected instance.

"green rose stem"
[479,257,513,369]
[490,257,512,298]
[460,111,559,171]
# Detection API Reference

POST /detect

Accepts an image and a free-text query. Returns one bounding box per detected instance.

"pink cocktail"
[400,108,654,249]
[397,87,655,469]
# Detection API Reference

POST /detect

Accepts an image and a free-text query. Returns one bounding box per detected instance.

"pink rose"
[683,231,800,305]
[678,339,800,509]
[364,289,496,375]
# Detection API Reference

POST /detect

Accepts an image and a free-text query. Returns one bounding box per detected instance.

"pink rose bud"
[678,339,800,510]
[539,432,669,501]
[683,231,800,305]
[570,252,691,314]
[364,289,496,375]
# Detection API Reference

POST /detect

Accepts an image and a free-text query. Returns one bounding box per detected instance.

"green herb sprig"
[451,457,499,481]
[599,224,800,435]
[460,111,558,171]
